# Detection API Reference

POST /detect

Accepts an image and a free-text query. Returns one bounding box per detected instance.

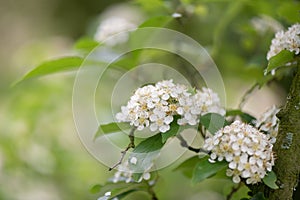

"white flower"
[203,120,275,184]
[130,157,137,165]
[111,159,152,183]
[94,16,137,46]
[172,12,182,18]
[267,23,300,60]
[116,80,225,133]
[255,105,280,143]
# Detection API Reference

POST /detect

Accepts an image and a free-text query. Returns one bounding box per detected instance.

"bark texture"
[269,65,300,200]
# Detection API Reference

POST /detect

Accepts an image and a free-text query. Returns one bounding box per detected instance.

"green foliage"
[15,56,83,84]
[74,37,99,53]
[262,171,279,190]
[226,110,256,125]
[200,113,228,134]
[266,50,295,74]
[250,192,266,200]
[94,122,131,138]
[95,181,148,200]
[139,16,172,28]
[161,116,180,143]
[192,156,227,184]
[129,134,164,181]
[174,156,199,179]
[90,184,102,194]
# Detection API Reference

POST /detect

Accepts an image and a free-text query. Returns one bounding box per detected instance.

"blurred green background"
[0,0,299,199]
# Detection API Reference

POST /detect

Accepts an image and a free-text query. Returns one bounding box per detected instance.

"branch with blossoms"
[93,23,300,200]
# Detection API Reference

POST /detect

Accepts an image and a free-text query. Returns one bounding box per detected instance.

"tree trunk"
[268,65,300,200]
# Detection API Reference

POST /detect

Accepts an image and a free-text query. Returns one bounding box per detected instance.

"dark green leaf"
[266,50,294,74]
[15,56,84,84]
[263,171,279,189]
[226,110,256,125]
[90,184,102,194]
[192,156,227,184]
[200,113,228,134]
[139,16,172,28]
[129,134,164,181]
[174,156,199,178]
[73,37,99,53]
[161,116,180,143]
[250,192,266,200]
[94,122,131,138]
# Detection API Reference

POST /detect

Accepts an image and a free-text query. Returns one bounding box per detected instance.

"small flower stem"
[226,182,243,200]
[176,134,209,154]
[238,82,259,109]
[109,127,136,171]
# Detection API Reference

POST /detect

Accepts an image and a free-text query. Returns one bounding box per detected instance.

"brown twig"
[109,127,136,171]
[226,182,243,200]
[176,134,209,154]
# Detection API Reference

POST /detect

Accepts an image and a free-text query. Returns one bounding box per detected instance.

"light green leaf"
[139,16,172,28]
[15,56,84,84]
[90,184,102,194]
[73,37,99,53]
[192,156,227,184]
[174,156,199,178]
[98,182,147,200]
[129,134,164,181]
[94,122,131,138]
[266,50,294,74]
[263,171,279,189]
[200,113,228,134]
[161,116,180,143]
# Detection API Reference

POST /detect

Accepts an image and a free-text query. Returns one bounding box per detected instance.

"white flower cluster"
[115,80,225,133]
[203,120,275,184]
[267,23,300,60]
[255,105,280,143]
[94,16,136,46]
[112,157,151,183]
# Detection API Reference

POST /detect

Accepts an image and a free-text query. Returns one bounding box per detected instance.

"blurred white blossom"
[267,23,300,60]
[94,17,136,46]
[111,159,152,183]
[115,80,225,133]
[93,4,143,46]
[203,120,275,184]
[255,105,280,143]
[251,15,283,35]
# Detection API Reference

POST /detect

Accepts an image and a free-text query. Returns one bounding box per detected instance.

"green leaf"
[73,37,99,53]
[98,182,147,200]
[266,50,294,74]
[250,192,266,200]
[15,56,84,84]
[90,184,102,194]
[263,171,279,189]
[110,189,137,200]
[192,156,227,184]
[200,113,228,134]
[161,116,180,143]
[129,134,164,181]
[226,110,256,125]
[139,16,172,28]
[174,156,200,178]
[94,122,131,138]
